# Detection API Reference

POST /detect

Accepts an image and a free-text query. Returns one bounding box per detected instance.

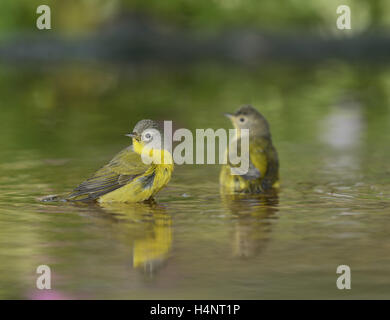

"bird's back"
[65,146,173,203]
[220,136,279,193]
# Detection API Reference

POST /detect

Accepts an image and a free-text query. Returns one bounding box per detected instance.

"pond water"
[0,62,389,299]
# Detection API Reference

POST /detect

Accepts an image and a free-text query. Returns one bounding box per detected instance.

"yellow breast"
[99,146,174,203]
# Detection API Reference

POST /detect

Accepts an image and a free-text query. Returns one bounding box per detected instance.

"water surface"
[0,62,389,299]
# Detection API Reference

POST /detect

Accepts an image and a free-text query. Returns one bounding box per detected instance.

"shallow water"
[0,62,390,299]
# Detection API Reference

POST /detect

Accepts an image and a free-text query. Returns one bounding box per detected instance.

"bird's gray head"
[225,105,271,138]
[133,119,161,135]
[126,119,163,145]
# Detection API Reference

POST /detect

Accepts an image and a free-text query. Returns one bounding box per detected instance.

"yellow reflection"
[98,202,173,275]
[220,191,279,258]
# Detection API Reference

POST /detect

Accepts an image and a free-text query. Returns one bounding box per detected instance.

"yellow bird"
[44,119,174,203]
[220,105,279,193]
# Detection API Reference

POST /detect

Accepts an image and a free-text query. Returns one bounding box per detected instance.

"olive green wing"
[226,137,263,180]
[248,138,269,180]
[250,138,279,189]
[67,146,149,202]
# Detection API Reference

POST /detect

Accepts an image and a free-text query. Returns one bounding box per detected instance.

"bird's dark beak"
[125,132,140,140]
[224,113,234,120]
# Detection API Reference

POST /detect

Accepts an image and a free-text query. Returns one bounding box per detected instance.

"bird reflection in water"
[98,202,173,276]
[221,191,279,259]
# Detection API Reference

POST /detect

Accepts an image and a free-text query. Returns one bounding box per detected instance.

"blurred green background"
[1,0,389,34]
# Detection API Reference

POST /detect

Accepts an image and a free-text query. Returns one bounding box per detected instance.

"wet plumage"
[220,105,279,193]
[44,120,173,203]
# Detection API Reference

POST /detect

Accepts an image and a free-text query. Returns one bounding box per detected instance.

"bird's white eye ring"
[144,132,152,140]
[239,117,246,123]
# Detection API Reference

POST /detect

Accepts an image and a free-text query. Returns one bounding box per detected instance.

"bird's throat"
[133,139,173,166]
[132,138,144,154]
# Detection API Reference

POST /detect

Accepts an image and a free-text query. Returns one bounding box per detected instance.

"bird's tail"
[37,194,67,203]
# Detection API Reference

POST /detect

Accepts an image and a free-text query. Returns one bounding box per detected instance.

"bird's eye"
[144,133,152,140]
[239,117,246,123]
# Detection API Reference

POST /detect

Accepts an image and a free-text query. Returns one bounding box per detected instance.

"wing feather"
[67,146,149,202]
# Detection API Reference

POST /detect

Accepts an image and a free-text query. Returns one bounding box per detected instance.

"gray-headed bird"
[220,105,279,193]
[43,120,174,203]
